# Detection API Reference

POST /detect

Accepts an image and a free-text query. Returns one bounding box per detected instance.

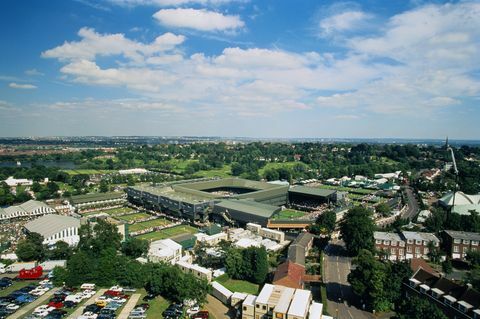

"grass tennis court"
[83,207,134,216]
[273,209,308,219]
[116,212,151,222]
[135,225,198,241]
[128,218,172,233]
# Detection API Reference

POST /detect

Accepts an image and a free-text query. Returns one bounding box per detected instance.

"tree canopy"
[340,206,375,256]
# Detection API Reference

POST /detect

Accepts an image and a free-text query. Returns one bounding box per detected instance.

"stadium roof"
[0,200,55,219]
[24,214,80,238]
[288,186,336,198]
[69,192,125,205]
[439,192,480,206]
[214,199,280,218]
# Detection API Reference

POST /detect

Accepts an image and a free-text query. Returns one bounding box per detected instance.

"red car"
[191,311,209,319]
[48,301,64,309]
[104,290,121,297]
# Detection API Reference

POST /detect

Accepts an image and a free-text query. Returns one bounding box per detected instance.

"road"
[323,240,374,319]
[7,288,59,319]
[117,293,141,319]
[402,187,419,220]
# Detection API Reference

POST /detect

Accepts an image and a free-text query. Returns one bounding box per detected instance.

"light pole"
[446,146,459,220]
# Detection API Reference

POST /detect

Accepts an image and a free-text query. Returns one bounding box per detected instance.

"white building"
[176,260,212,282]
[4,176,33,187]
[0,200,56,221]
[24,214,80,247]
[118,168,149,175]
[195,232,228,245]
[148,239,182,264]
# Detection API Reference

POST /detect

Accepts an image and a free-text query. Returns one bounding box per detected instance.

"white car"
[33,305,55,314]
[82,290,96,298]
[109,286,123,292]
[79,311,98,319]
[186,305,200,315]
[39,280,52,286]
[6,304,20,310]
[111,297,127,304]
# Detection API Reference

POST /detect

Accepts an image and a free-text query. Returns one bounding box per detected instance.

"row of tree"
[225,246,269,284]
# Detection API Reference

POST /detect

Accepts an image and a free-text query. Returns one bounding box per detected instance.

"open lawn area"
[83,207,135,217]
[115,212,151,222]
[215,275,259,295]
[61,169,116,175]
[128,218,172,233]
[135,225,198,241]
[258,162,298,175]
[195,165,232,178]
[273,209,307,219]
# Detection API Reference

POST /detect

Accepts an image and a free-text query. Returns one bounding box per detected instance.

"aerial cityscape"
[1,1,479,319]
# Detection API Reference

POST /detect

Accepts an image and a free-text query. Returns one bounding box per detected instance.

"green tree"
[465,265,480,291]
[340,206,375,256]
[427,241,441,264]
[395,295,448,319]
[348,249,389,311]
[16,232,45,261]
[314,210,336,235]
[65,251,97,286]
[376,203,392,217]
[99,180,109,193]
[466,250,480,267]
[49,241,73,260]
[122,238,149,258]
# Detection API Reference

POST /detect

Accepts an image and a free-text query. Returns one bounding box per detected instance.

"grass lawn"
[258,162,298,175]
[215,275,259,295]
[0,281,38,297]
[128,218,172,233]
[273,209,307,219]
[61,169,116,175]
[116,212,151,222]
[83,207,135,217]
[194,165,232,178]
[135,225,198,241]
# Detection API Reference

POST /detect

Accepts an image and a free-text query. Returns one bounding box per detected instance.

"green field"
[135,225,198,241]
[215,275,259,295]
[83,206,135,217]
[128,218,173,233]
[195,165,232,178]
[62,169,116,175]
[273,209,308,219]
[258,162,298,175]
[116,212,151,222]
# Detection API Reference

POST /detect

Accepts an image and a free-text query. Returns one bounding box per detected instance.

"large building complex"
[24,214,80,247]
[0,200,56,221]
[127,178,339,227]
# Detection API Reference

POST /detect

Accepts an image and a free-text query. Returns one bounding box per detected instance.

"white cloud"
[25,69,44,76]
[153,8,244,32]
[42,27,185,63]
[9,82,37,89]
[319,10,372,37]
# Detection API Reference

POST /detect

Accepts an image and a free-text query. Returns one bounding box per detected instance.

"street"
[323,240,374,319]
[402,187,419,220]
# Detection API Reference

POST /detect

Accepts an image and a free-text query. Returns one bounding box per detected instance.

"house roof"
[374,231,403,242]
[402,231,439,243]
[288,245,306,266]
[443,230,480,241]
[272,261,305,289]
[24,214,80,238]
[292,232,314,247]
[256,284,274,304]
[273,287,295,313]
[287,289,311,317]
[410,258,440,275]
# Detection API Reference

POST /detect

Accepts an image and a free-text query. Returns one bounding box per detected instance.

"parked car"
[186,305,200,315]
[63,300,77,308]
[6,303,20,311]
[142,294,155,301]
[48,301,64,309]
[191,311,209,319]
[79,311,98,319]
[83,304,101,314]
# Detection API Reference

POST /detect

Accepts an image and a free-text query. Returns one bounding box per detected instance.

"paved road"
[67,289,107,319]
[402,187,419,220]
[323,240,374,319]
[117,293,141,319]
[7,288,59,319]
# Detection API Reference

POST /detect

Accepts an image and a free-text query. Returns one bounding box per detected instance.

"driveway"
[323,240,374,319]
[7,288,58,319]
[117,293,141,319]
[205,294,235,319]
[67,289,107,319]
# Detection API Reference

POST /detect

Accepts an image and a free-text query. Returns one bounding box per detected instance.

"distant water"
[0,161,77,169]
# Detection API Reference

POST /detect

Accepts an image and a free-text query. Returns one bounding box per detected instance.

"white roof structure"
[431,288,443,295]
[211,281,233,299]
[243,294,256,307]
[118,168,149,175]
[24,214,79,238]
[232,292,247,301]
[0,200,56,220]
[256,284,274,304]
[177,260,212,276]
[234,238,262,249]
[402,231,439,244]
[4,176,33,187]
[273,287,295,314]
[287,289,311,317]
[148,239,182,259]
[443,295,457,303]
[458,300,473,309]
[439,192,480,206]
[308,302,323,319]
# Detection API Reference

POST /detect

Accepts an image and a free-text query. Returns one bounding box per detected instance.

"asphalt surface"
[7,288,59,319]
[402,187,419,220]
[323,240,374,319]
[117,293,141,319]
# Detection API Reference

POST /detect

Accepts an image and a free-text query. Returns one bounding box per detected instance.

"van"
[80,283,96,290]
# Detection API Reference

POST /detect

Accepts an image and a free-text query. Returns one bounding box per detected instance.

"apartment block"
[374,231,405,261]
[442,230,480,260]
[373,231,439,260]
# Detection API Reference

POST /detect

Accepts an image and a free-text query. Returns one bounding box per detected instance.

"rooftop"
[24,214,80,238]
[443,230,480,241]
[69,192,125,205]
[288,186,336,198]
[287,289,311,317]
[256,284,274,304]
[214,199,280,218]
[402,231,439,243]
[374,231,403,242]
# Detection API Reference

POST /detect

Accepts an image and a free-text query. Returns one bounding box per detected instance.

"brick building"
[442,230,480,261]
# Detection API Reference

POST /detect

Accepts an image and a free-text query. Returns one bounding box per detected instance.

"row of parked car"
[78,285,131,319]
[161,302,209,319]
[0,278,53,319]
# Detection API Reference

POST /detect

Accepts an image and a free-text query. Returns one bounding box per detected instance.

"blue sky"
[0,0,479,139]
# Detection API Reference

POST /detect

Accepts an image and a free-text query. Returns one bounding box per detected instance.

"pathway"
[67,289,107,319]
[117,293,141,319]
[205,294,234,319]
[7,288,58,319]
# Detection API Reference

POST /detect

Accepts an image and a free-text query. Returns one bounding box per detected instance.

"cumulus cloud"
[153,8,244,32]
[25,69,44,76]
[319,10,372,37]
[9,82,37,89]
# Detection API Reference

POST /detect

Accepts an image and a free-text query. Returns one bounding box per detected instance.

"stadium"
[126,178,339,227]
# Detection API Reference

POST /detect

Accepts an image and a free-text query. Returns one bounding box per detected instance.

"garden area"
[134,225,198,241]
[215,274,259,295]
